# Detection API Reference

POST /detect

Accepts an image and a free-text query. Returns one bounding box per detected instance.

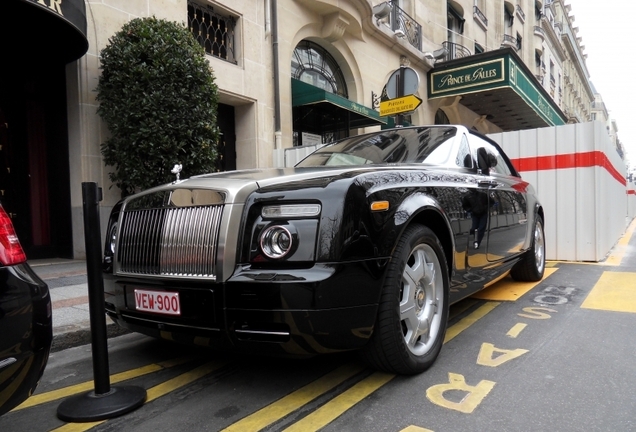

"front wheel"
[361,224,449,375]
[511,215,545,282]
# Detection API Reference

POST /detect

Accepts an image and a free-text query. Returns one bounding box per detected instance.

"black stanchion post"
[57,182,146,422]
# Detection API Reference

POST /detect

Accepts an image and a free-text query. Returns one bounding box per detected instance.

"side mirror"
[476,147,493,173]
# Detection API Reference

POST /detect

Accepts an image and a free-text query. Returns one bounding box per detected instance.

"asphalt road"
[2,224,636,432]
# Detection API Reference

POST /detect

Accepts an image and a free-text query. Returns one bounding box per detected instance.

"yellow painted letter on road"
[517,307,557,320]
[477,343,528,367]
[426,373,496,414]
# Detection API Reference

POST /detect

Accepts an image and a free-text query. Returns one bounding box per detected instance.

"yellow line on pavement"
[277,301,500,432]
[444,301,500,343]
[46,301,503,432]
[471,268,558,301]
[282,371,394,432]
[221,363,365,432]
[581,271,636,313]
[145,361,225,402]
[50,361,226,432]
[12,357,194,411]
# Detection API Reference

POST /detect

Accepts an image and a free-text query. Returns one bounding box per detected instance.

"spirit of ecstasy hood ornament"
[171,163,182,183]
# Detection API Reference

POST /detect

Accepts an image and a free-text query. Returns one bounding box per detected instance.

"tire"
[361,224,449,375]
[511,216,545,282]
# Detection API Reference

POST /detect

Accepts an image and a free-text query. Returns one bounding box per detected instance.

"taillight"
[0,206,27,265]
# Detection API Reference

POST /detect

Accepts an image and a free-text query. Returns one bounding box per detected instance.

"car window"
[456,135,473,168]
[467,134,513,176]
[296,126,458,166]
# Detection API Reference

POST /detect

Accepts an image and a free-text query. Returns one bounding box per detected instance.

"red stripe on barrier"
[628,189,636,195]
[510,151,626,187]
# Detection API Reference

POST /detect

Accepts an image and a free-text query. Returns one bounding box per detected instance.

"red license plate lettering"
[134,289,181,316]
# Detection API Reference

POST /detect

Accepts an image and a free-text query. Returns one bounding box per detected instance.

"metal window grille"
[187,1,236,64]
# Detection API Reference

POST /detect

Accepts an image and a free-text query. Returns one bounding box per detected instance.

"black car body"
[103,126,545,374]
[0,205,52,416]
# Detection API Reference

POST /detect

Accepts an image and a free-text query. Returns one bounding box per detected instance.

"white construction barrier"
[273,143,325,168]
[628,184,636,221]
[489,122,629,262]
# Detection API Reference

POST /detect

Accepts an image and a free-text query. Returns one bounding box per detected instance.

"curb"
[51,323,130,353]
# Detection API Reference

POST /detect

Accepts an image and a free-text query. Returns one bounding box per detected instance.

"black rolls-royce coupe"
[102,125,545,375]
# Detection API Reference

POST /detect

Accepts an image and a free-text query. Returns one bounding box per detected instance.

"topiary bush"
[96,16,219,197]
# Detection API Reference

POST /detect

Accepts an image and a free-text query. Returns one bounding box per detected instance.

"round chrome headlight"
[260,225,293,259]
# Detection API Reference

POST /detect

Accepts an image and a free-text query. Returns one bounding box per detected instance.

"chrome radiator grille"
[117,205,223,278]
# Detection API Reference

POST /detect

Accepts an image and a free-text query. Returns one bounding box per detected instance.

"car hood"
[122,164,449,208]
[124,166,392,206]
[192,166,373,186]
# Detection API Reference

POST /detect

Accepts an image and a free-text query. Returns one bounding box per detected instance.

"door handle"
[478,180,498,188]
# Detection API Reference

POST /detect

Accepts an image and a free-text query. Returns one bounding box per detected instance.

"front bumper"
[104,259,387,356]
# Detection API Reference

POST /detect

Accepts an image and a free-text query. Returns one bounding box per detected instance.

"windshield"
[296,126,458,167]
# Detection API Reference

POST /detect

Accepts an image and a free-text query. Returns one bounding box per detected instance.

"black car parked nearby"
[102,125,545,375]
[0,204,51,416]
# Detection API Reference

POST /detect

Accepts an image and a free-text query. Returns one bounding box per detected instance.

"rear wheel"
[361,224,449,375]
[511,216,545,282]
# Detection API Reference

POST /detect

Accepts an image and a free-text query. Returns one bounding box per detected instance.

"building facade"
[1,0,607,258]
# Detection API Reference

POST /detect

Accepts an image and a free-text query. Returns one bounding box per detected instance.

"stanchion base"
[57,385,146,422]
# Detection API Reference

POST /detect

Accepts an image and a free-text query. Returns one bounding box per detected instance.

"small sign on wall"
[301,132,322,147]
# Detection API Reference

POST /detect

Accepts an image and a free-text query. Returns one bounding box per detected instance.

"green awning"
[292,79,386,129]
[427,48,566,130]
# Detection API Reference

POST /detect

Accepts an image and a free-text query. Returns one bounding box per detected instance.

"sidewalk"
[29,259,128,352]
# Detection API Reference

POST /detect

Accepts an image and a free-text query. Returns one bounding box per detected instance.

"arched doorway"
[291,40,384,146]
[435,109,451,125]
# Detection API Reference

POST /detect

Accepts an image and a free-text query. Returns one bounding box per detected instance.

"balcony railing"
[516,5,526,23]
[390,1,422,51]
[501,34,518,50]
[441,41,472,61]
[473,6,488,30]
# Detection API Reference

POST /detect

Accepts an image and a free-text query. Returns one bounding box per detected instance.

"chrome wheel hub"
[399,244,444,356]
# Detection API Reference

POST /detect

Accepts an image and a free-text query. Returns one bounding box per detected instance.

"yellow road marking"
[36,301,504,431]
[401,427,434,432]
[581,271,636,313]
[444,302,500,343]
[449,299,478,320]
[12,357,194,411]
[228,302,501,431]
[145,361,224,401]
[282,371,394,432]
[50,361,226,432]
[471,267,558,301]
[506,323,527,338]
[221,363,365,431]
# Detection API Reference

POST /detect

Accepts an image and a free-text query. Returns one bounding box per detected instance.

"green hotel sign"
[430,59,505,95]
[428,53,565,126]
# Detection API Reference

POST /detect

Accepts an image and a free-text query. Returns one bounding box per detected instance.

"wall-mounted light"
[423,48,447,62]
[372,2,391,25]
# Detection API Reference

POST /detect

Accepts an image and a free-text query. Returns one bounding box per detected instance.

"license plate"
[134,289,181,316]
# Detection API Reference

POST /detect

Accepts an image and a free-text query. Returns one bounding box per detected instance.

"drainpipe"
[271,0,282,150]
